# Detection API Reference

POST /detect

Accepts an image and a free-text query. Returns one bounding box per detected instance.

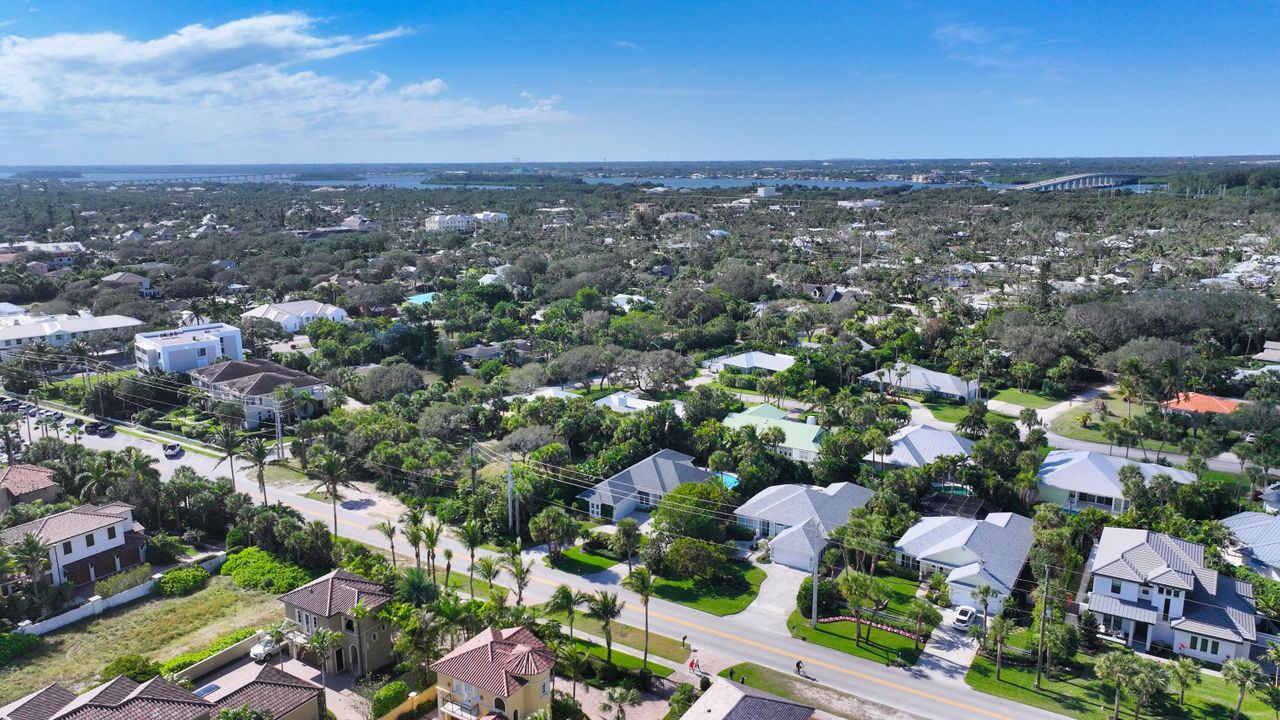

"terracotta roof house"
[0,665,320,720]
[188,359,328,430]
[279,569,394,677]
[433,627,554,720]
[0,464,59,513]
[1160,392,1242,416]
[1,503,145,589]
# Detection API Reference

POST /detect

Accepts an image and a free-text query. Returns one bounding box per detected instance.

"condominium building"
[134,323,244,373]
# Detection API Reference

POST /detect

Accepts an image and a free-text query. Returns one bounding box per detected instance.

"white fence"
[16,552,227,636]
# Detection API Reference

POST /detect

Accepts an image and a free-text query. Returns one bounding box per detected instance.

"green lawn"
[1047,394,1150,444]
[652,563,767,616]
[926,402,1016,424]
[991,388,1060,410]
[787,609,923,665]
[542,610,690,664]
[573,637,673,677]
[0,577,280,702]
[717,662,879,720]
[966,649,1269,720]
[877,575,921,615]
[545,546,620,575]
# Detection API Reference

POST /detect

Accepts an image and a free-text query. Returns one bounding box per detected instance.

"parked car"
[163,443,183,459]
[249,637,282,662]
[96,425,115,438]
[66,418,83,429]
[953,606,977,629]
[83,422,102,434]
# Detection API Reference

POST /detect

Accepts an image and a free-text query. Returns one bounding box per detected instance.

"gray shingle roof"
[0,684,78,720]
[877,424,974,468]
[894,512,1033,596]
[735,482,872,535]
[858,361,975,397]
[577,449,711,506]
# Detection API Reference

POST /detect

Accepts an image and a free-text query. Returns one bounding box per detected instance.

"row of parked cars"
[1,398,63,421]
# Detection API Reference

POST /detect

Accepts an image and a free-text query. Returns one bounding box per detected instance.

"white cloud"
[0,13,570,161]
[613,39,638,49]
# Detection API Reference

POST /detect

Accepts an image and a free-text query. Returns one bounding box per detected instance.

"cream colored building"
[433,627,554,720]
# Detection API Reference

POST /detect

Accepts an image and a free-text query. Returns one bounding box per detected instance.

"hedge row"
[371,680,409,717]
[159,627,259,675]
[156,566,210,597]
[0,632,40,667]
[221,547,312,593]
[95,563,154,598]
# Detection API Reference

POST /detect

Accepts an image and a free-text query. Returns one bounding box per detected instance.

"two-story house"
[1085,527,1258,664]
[99,271,161,298]
[433,627,554,720]
[134,323,244,373]
[0,464,59,514]
[188,358,329,429]
[1,502,147,590]
[279,569,394,677]
[1036,450,1197,514]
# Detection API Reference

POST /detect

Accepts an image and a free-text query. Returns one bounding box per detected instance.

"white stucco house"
[594,391,686,417]
[242,300,348,334]
[859,361,978,402]
[894,512,1033,613]
[134,323,244,373]
[704,350,796,374]
[735,482,873,571]
[577,449,712,522]
[872,424,974,470]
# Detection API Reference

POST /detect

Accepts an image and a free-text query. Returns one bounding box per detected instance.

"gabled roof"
[577,449,711,506]
[0,684,78,720]
[895,512,1033,595]
[682,678,815,720]
[859,361,975,397]
[735,482,872,535]
[0,464,58,497]
[431,627,554,698]
[242,300,344,323]
[278,569,392,617]
[708,351,796,373]
[877,424,974,468]
[52,676,211,720]
[722,404,826,455]
[1,503,132,545]
[1224,511,1280,569]
[1037,450,1196,497]
[213,664,320,718]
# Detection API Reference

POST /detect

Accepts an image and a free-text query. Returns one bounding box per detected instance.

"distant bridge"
[123,173,301,185]
[1012,173,1142,192]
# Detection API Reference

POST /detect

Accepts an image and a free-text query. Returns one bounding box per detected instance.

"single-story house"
[578,449,712,522]
[1252,340,1280,364]
[594,391,686,418]
[859,362,978,402]
[1223,511,1280,581]
[680,678,816,720]
[1084,527,1258,664]
[704,350,796,374]
[242,300,348,334]
[722,404,826,463]
[1036,450,1197,514]
[611,294,650,312]
[735,482,873,571]
[894,512,1033,613]
[1160,392,1242,416]
[872,424,974,470]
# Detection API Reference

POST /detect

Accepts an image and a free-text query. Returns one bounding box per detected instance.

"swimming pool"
[713,471,740,489]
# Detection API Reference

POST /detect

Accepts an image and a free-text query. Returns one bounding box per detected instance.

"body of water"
[584,176,933,190]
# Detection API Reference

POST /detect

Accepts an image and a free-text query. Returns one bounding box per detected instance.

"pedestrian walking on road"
[728,668,735,681]
[681,635,687,647]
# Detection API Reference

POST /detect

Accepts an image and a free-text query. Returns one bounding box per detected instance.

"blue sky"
[1,1,1277,164]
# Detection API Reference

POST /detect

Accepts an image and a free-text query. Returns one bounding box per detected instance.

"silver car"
[249,637,282,662]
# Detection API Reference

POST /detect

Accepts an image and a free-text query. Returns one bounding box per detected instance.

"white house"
[188,358,328,429]
[704,350,796,374]
[100,271,160,298]
[872,424,974,470]
[242,300,348,334]
[341,214,381,231]
[1,502,146,590]
[0,312,142,356]
[134,323,244,373]
[594,391,685,418]
[722,404,826,464]
[611,294,650,312]
[735,482,873,571]
[578,449,712,522]
[425,214,477,232]
[859,362,978,402]
[1036,450,1197,514]
[1084,527,1258,664]
[894,512,1033,613]
[1223,512,1280,581]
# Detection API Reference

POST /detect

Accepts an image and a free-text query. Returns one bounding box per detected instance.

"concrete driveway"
[907,606,978,687]
[734,562,805,627]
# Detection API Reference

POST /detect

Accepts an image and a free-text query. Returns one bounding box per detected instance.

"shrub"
[0,632,39,667]
[796,576,843,619]
[221,547,312,593]
[102,654,162,682]
[156,566,210,597]
[699,675,711,692]
[225,525,249,552]
[159,628,259,674]
[95,563,153,598]
[371,680,409,717]
[724,523,755,541]
[148,533,188,563]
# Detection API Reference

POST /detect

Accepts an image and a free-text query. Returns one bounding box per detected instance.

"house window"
[494,699,505,713]
[541,680,549,697]
[107,526,117,540]
[1189,636,1220,656]
[296,610,302,623]
[1110,579,1121,594]
[899,554,920,573]
[85,533,95,548]
[197,348,207,357]
[62,541,72,554]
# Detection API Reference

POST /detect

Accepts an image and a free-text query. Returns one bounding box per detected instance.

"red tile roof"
[0,503,133,545]
[0,464,57,497]
[213,664,320,718]
[1161,392,1242,415]
[278,568,391,617]
[432,627,554,698]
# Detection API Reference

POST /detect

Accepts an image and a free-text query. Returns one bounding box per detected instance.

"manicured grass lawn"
[1048,394,1150,444]
[545,546,619,575]
[573,638,673,677]
[991,387,1059,409]
[0,577,280,702]
[878,575,921,615]
[966,649,1269,720]
[787,609,923,665]
[543,610,690,663]
[652,563,767,616]
[264,462,306,485]
[718,662,876,720]
[925,402,1016,424]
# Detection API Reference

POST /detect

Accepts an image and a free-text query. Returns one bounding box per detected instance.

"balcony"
[438,691,481,720]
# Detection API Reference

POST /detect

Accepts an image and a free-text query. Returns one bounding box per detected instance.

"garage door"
[771,548,812,572]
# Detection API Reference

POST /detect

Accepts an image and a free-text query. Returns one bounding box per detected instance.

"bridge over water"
[1012,173,1142,191]
[124,172,301,185]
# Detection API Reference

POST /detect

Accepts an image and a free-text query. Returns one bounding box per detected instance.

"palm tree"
[837,570,874,644]
[1169,657,1202,706]
[403,523,424,570]
[373,521,397,568]
[612,518,641,570]
[211,424,244,483]
[1223,658,1264,720]
[421,520,442,579]
[971,583,997,631]
[240,437,273,505]
[74,456,116,501]
[1266,641,1280,687]
[502,547,534,606]
[988,616,1013,681]
[1130,659,1168,720]
[395,567,438,607]
[11,532,48,590]
[559,645,588,700]
[453,520,485,597]
[906,598,942,651]
[600,686,641,720]
[442,548,453,585]
[474,556,501,599]
[1096,650,1138,720]
[305,628,342,692]
[586,591,625,663]
[307,452,355,538]
[66,425,84,446]
[263,621,291,669]
[621,567,656,668]
[547,585,589,642]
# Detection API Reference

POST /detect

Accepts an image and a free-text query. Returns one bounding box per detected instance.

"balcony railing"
[438,691,481,720]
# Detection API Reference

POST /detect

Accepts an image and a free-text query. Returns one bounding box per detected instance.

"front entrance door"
[350,645,359,675]
[1133,622,1149,647]
[335,647,345,672]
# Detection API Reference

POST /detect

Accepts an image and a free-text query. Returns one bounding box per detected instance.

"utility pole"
[469,436,477,492]
[505,451,514,533]
[1035,563,1050,689]
[810,553,820,630]
[274,398,285,461]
